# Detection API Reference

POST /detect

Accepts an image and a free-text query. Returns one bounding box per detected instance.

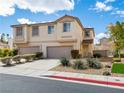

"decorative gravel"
[50,62,124,77]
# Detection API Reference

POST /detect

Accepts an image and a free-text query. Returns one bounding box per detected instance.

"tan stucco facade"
[12,15,94,58]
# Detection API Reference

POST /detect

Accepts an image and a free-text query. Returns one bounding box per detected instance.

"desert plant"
[12,55,21,63]
[120,52,124,58]
[35,52,43,59]
[60,57,70,66]
[113,58,121,62]
[22,54,36,62]
[113,50,119,57]
[0,57,12,65]
[77,54,82,59]
[93,53,101,58]
[103,71,111,76]
[73,60,88,70]
[87,58,102,69]
[71,50,79,59]
[105,65,111,68]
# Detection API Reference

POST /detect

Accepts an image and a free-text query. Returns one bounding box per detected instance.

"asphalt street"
[0,74,123,93]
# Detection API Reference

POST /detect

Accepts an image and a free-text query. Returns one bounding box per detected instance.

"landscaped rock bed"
[50,61,124,77]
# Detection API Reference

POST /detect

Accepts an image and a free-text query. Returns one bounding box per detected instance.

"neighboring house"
[94,37,113,57]
[0,42,9,49]
[11,15,95,58]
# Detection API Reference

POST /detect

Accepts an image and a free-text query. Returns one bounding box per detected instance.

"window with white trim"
[63,22,71,32]
[48,26,54,34]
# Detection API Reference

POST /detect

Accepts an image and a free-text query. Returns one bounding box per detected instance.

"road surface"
[0,74,123,93]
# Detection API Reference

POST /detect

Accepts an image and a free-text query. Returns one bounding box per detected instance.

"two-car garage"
[47,46,73,59]
[19,46,73,59]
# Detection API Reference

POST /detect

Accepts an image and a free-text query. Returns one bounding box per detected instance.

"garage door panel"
[47,46,72,59]
[19,46,40,55]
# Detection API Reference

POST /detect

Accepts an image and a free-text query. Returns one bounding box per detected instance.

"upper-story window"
[85,30,90,37]
[32,26,39,36]
[48,26,54,34]
[63,22,71,32]
[16,27,23,36]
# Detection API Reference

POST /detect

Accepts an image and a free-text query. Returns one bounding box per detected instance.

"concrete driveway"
[0,59,60,77]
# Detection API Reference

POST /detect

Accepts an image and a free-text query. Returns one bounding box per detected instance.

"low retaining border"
[47,75,124,87]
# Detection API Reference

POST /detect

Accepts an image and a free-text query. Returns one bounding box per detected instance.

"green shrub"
[113,58,121,62]
[12,49,18,56]
[0,49,15,57]
[35,52,43,59]
[87,58,102,69]
[0,49,3,57]
[8,50,14,57]
[2,49,10,57]
[60,57,70,67]
[71,50,80,59]
[93,53,101,58]
[103,71,111,76]
[0,57,12,65]
[73,60,88,70]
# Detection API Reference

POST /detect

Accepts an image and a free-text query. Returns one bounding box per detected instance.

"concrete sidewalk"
[40,71,124,83]
[40,71,124,88]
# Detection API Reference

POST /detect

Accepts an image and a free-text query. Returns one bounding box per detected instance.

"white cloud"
[0,0,75,16]
[0,0,15,16]
[94,1,113,12]
[17,18,36,24]
[95,33,109,44]
[111,10,124,17]
[104,0,115,3]
[116,10,124,15]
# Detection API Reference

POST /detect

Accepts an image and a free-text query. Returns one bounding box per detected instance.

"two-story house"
[11,15,94,58]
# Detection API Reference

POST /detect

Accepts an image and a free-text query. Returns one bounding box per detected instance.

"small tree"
[1,33,6,43]
[6,34,9,44]
[0,33,10,43]
[108,21,124,58]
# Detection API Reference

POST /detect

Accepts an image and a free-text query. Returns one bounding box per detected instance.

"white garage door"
[19,46,40,55]
[47,46,72,59]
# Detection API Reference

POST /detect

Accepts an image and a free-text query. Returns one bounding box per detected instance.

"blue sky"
[0,0,124,42]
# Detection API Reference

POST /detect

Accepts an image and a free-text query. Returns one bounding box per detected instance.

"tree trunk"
[118,49,121,59]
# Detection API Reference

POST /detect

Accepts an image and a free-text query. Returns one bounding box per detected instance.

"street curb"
[47,75,124,87]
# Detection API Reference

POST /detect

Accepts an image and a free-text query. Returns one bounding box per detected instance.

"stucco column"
[42,44,47,58]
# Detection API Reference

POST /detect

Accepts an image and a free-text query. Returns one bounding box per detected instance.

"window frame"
[16,27,23,36]
[32,26,39,37]
[85,30,90,37]
[63,22,71,32]
[48,25,54,34]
